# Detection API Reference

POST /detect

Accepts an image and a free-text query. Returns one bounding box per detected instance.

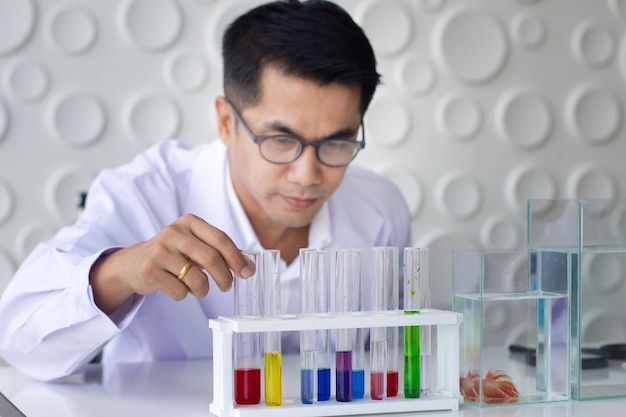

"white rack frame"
[209,309,462,417]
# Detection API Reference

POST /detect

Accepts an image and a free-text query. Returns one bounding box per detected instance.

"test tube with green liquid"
[263,249,282,406]
[403,247,430,398]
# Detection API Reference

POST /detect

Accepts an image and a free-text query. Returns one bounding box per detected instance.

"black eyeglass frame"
[227,99,365,167]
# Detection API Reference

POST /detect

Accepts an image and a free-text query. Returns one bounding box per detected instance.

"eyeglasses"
[227,100,365,167]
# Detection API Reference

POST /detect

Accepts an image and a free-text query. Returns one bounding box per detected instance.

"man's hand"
[89,213,255,315]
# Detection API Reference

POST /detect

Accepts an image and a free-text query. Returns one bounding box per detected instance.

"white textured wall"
[0,0,625,311]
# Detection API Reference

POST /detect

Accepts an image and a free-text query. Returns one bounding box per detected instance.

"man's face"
[217,66,362,230]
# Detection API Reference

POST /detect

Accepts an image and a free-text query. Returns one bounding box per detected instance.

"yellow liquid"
[264,351,282,406]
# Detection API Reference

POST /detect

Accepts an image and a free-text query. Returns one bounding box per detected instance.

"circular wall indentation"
[121,0,182,51]
[126,94,181,145]
[506,165,557,213]
[0,98,9,141]
[436,95,482,142]
[572,21,615,69]
[583,252,624,293]
[609,0,626,18]
[380,168,423,217]
[17,224,56,260]
[0,0,36,56]
[436,172,482,220]
[48,6,98,55]
[0,248,16,293]
[418,0,446,12]
[366,97,411,148]
[497,91,552,150]
[436,9,507,84]
[6,62,50,103]
[567,165,617,199]
[50,93,106,147]
[396,58,436,96]
[511,13,546,49]
[47,169,97,224]
[359,1,413,57]
[567,87,622,145]
[481,216,522,249]
[0,181,15,226]
[167,53,209,93]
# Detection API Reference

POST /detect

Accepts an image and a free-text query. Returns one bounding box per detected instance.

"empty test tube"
[233,251,261,405]
[370,247,400,400]
[263,250,282,406]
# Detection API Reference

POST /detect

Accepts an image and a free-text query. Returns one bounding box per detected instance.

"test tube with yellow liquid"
[263,249,282,406]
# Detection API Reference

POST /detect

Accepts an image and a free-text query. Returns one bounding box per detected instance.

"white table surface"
[2,356,626,417]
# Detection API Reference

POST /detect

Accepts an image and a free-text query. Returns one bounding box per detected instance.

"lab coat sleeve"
[0,140,190,381]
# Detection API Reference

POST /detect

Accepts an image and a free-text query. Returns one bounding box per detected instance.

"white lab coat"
[0,139,411,381]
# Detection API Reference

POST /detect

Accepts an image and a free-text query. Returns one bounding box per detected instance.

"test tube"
[350,249,365,400]
[403,247,430,398]
[234,251,261,405]
[263,249,282,406]
[370,247,400,400]
[315,250,331,402]
[335,249,354,402]
[300,249,317,404]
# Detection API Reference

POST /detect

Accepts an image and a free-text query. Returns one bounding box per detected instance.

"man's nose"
[286,145,322,186]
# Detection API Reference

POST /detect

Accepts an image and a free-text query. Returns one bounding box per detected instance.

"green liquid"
[404,311,420,398]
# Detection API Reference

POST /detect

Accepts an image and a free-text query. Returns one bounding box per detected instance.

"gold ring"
[177,260,193,280]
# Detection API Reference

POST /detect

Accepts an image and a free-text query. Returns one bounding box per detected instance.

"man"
[0,0,411,381]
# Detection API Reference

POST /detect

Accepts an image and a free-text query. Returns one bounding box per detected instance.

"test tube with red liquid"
[370,247,400,400]
[233,251,261,405]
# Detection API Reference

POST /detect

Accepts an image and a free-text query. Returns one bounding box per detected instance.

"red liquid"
[387,370,399,397]
[370,371,399,399]
[234,368,261,405]
[370,371,385,400]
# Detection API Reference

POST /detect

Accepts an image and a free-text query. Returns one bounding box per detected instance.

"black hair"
[222,0,380,115]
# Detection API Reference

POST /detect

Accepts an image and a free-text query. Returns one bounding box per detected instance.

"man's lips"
[282,195,318,209]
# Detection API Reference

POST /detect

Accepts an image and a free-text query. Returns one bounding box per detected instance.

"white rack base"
[209,309,462,417]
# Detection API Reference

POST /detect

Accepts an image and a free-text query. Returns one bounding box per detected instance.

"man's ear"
[215,95,235,146]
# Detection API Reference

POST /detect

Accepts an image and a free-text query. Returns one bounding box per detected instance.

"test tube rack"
[209,309,462,417]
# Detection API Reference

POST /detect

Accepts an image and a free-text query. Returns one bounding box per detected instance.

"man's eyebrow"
[265,121,359,140]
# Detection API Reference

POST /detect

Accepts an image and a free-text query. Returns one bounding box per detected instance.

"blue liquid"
[300,369,315,404]
[352,369,364,399]
[336,351,352,402]
[318,368,331,401]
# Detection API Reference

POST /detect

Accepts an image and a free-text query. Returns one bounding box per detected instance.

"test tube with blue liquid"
[350,249,365,400]
[299,249,317,404]
[263,249,282,406]
[403,247,431,398]
[233,251,261,405]
[335,249,354,402]
[370,247,399,400]
[315,250,331,402]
